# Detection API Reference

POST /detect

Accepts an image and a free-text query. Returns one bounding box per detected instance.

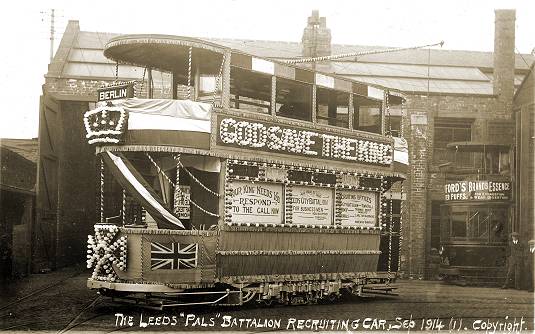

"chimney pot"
[302,10,331,57]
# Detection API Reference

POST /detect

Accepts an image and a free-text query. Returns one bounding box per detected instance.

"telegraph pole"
[49,9,55,63]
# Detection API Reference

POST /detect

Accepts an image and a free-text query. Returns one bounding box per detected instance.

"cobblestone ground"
[0,268,533,333]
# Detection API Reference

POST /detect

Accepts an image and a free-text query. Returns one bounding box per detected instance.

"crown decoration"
[84,104,128,145]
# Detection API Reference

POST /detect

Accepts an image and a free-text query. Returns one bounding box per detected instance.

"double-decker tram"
[438,142,512,285]
[84,34,408,308]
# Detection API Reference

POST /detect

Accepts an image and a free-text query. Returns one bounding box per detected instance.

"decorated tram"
[84,34,408,308]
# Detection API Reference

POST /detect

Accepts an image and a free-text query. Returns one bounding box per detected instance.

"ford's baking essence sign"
[444,180,511,201]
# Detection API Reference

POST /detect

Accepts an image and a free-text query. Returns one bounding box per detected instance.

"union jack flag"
[150,242,198,270]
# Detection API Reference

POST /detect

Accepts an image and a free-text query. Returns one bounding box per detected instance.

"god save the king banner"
[217,116,393,166]
[444,180,511,201]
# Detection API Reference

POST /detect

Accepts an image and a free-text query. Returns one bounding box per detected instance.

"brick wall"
[514,66,534,289]
[493,10,516,115]
[44,78,173,100]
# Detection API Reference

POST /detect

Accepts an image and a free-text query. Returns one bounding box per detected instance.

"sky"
[1,0,534,139]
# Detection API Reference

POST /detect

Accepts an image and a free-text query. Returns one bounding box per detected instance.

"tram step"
[361,284,398,296]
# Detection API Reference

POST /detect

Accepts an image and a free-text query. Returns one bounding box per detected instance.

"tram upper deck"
[89,34,406,177]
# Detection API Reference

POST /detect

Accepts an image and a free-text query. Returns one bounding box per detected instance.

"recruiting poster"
[229,181,283,223]
[339,190,377,227]
[174,185,191,219]
[291,186,333,225]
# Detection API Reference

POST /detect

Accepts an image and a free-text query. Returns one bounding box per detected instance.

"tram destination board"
[97,83,134,102]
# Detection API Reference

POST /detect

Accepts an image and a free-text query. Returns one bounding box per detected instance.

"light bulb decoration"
[87,224,128,282]
[84,104,128,145]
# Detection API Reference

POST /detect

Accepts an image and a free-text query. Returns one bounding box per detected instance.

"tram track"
[57,295,102,334]
[0,270,84,314]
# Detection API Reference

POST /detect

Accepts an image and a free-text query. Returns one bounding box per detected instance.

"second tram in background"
[438,142,513,286]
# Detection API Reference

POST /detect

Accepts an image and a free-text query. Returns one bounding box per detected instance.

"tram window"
[152,70,173,99]
[200,75,216,93]
[467,208,490,239]
[353,95,382,134]
[483,151,510,175]
[498,152,511,175]
[230,67,271,114]
[276,78,312,121]
[434,119,472,164]
[316,88,349,128]
[490,208,507,242]
[197,75,221,104]
[450,207,467,238]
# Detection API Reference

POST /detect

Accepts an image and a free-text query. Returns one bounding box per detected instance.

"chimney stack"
[493,9,515,113]
[302,10,331,57]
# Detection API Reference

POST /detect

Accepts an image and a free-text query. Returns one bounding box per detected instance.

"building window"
[230,67,271,114]
[434,119,472,164]
[353,95,382,134]
[276,78,312,121]
[316,88,349,128]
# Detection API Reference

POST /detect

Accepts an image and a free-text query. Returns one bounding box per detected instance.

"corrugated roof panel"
[204,38,301,58]
[484,73,526,86]
[76,31,120,49]
[69,49,112,63]
[331,62,489,81]
[343,76,493,95]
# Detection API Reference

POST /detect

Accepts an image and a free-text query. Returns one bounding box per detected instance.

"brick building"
[38,10,533,279]
[0,138,37,278]
[514,59,535,289]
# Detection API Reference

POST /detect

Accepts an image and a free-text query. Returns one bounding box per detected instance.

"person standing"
[502,232,523,289]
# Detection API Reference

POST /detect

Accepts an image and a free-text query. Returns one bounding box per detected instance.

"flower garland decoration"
[83,104,128,145]
[87,224,127,282]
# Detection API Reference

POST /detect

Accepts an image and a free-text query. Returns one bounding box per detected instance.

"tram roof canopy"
[104,34,227,75]
[103,34,399,97]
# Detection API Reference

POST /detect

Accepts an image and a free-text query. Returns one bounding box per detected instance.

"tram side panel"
[113,229,218,286]
[111,228,380,286]
[217,227,380,282]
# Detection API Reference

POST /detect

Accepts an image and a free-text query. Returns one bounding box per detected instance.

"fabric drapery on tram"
[98,98,212,148]
[123,98,212,133]
[101,151,184,229]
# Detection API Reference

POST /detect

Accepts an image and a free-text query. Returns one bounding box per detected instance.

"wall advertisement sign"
[291,186,333,225]
[444,180,511,201]
[339,190,378,227]
[229,181,283,223]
